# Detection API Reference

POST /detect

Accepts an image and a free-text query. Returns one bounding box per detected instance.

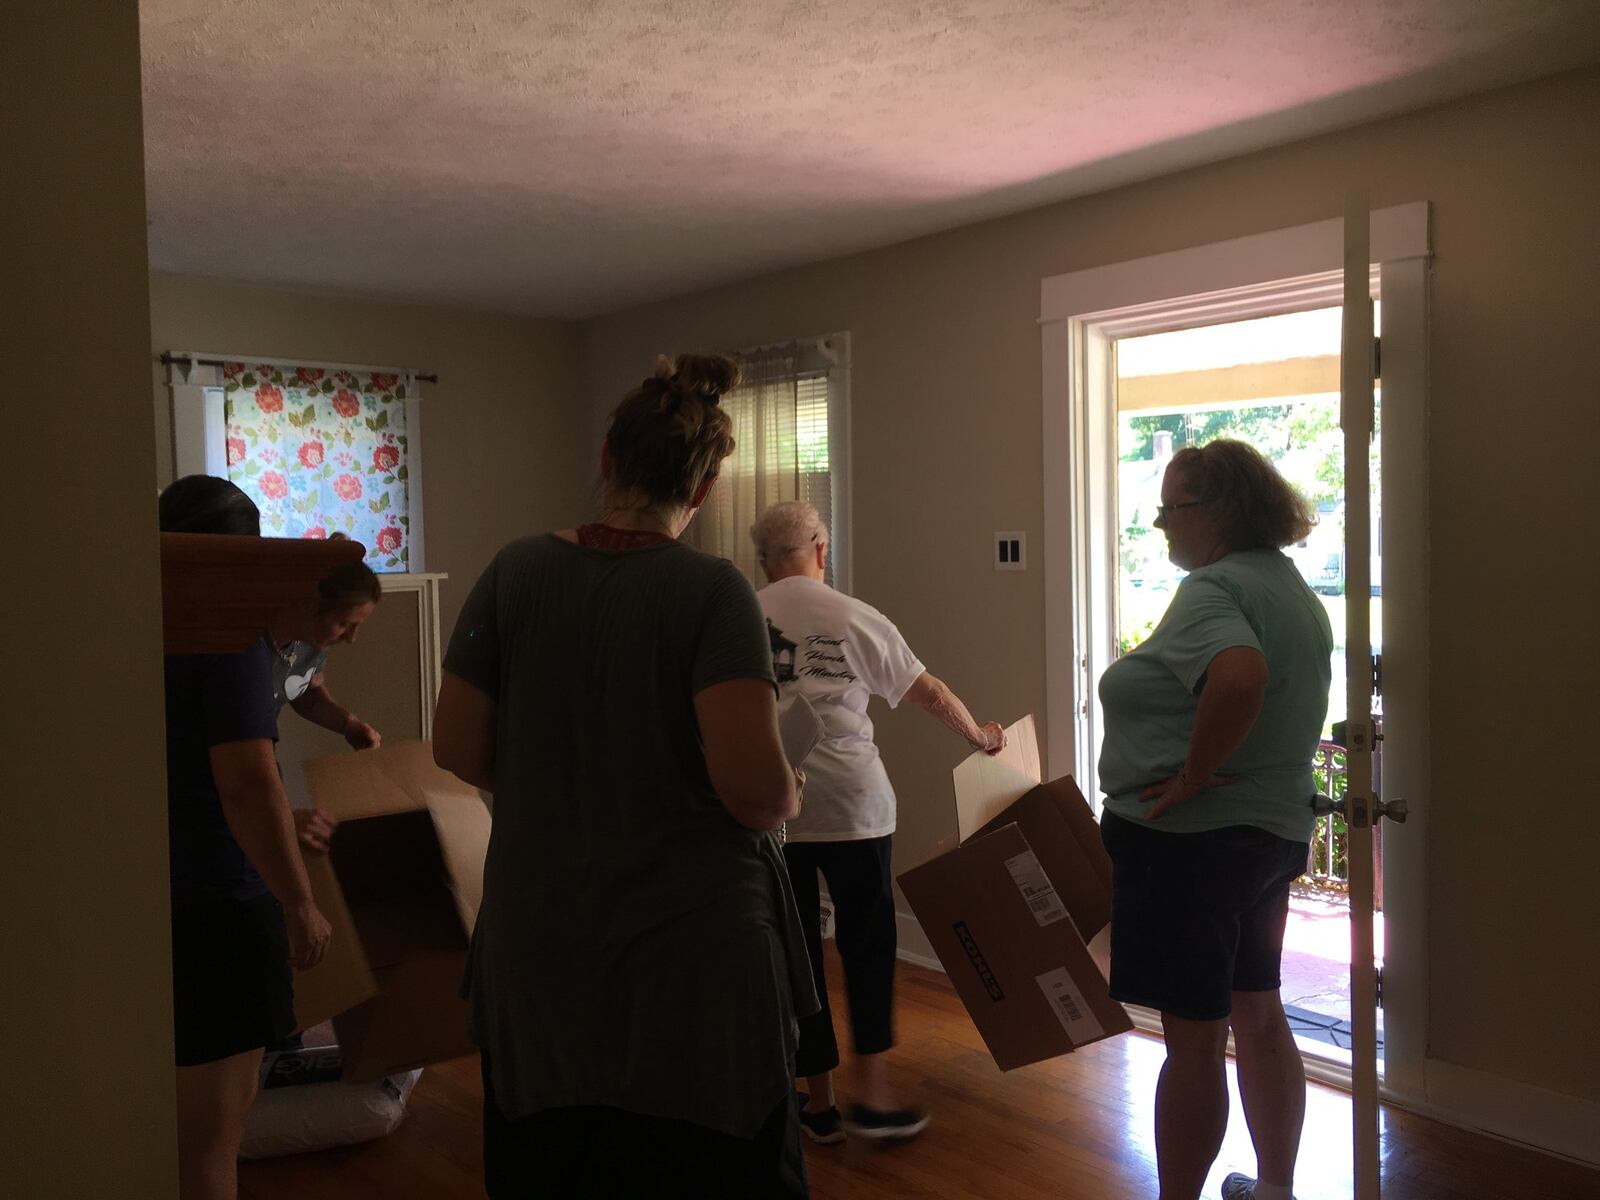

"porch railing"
[1307,740,1348,887]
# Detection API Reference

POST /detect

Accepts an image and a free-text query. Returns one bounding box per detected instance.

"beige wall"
[275,587,425,810]
[0,3,178,1194]
[148,277,587,638]
[583,68,1600,1102]
[10,20,1589,1178]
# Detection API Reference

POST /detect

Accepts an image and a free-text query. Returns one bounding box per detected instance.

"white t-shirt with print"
[757,576,925,842]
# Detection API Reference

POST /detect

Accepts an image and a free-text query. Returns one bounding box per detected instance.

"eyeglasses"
[1155,499,1207,518]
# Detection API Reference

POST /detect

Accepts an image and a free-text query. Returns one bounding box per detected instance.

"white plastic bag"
[240,1063,420,1159]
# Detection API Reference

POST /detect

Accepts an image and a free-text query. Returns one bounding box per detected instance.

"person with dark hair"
[157,476,333,1200]
[1095,439,1332,1200]
[264,544,384,851]
[432,354,815,1198]
[158,472,263,536]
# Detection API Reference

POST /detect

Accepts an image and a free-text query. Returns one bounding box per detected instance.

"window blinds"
[686,339,841,589]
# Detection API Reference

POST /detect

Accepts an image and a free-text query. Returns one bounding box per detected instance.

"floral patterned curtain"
[223,362,411,570]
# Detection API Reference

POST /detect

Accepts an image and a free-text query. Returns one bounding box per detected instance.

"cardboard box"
[160,532,365,653]
[897,717,1131,1070]
[293,742,491,1082]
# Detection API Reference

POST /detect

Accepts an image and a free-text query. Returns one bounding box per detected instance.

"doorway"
[1111,303,1382,1068]
[1040,202,1433,1176]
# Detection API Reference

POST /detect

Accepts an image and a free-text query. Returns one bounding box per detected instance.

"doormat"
[1285,1002,1384,1054]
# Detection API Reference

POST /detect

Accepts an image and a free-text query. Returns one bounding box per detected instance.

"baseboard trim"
[1394,1060,1600,1168]
[894,909,942,971]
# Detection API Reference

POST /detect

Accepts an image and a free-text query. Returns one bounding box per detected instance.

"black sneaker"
[795,1095,846,1145]
[842,1103,930,1141]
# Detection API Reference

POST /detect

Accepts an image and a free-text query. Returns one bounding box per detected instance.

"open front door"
[1341,193,1391,1199]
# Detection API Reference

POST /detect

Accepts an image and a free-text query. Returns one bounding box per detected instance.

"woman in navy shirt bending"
[159,475,332,1200]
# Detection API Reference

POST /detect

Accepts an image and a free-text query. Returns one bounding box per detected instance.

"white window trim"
[1040,203,1428,323]
[727,332,853,595]
[1039,202,1432,1113]
[821,332,853,597]
[167,352,427,572]
[377,571,448,738]
[1052,264,1381,812]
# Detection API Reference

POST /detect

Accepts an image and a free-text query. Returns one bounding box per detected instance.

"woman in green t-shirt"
[1096,439,1332,1200]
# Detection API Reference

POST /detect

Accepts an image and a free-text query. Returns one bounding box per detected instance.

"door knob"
[1376,796,1408,824]
[1327,794,1406,826]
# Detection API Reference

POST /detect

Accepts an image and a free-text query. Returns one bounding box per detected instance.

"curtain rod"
[161,352,438,385]
[735,334,843,372]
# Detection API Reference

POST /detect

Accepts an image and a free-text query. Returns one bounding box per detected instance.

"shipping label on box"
[897,717,1130,1071]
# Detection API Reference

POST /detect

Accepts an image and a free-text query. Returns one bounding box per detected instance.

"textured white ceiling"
[140,1,1600,318]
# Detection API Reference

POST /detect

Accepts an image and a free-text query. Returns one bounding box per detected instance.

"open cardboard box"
[292,741,490,1083]
[897,716,1131,1070]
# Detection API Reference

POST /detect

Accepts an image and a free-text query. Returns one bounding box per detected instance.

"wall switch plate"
[995,531,1025,571]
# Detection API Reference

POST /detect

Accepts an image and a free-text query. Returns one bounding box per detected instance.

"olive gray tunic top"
[444,534,817,1138]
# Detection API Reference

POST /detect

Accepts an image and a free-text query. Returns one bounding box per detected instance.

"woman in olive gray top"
[434,354,814,1199]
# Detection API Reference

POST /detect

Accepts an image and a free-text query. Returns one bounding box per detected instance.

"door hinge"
[1372,336,1382,381]
[1332,717,1379,754]
[1372,653,1383,697]
[1376,964,1384,1008]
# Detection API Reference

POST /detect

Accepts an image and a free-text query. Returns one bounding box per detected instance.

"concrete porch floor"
[1280,889,1385,1060]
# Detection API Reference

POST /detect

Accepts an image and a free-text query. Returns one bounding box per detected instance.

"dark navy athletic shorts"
[171,892,295,1066]
[1101,810,1308,1022]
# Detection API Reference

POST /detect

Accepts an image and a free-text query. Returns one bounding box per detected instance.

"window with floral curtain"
[222,362,414,571]
[686,335,849,591]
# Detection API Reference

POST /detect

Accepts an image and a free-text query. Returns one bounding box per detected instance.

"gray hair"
[750,500,829,562]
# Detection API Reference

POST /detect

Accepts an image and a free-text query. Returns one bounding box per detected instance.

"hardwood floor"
[240,950,1598,1199]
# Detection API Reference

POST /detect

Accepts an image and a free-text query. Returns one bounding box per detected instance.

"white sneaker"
[1221,1172,1296,1200]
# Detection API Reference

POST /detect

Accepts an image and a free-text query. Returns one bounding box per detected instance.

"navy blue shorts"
[171,892,295,1066]
[1100,811,1307,1022]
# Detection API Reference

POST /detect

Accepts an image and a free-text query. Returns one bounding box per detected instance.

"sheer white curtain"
[687,337,841,588]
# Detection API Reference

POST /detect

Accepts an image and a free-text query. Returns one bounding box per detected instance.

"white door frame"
[1038,202,1432,1107]
[1342,193,1382,1199]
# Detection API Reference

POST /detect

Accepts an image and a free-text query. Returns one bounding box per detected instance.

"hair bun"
[668,353,741,403]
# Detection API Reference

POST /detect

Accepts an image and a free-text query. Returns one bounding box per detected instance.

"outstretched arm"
[290,674,380,750]
[902,671,1005,755]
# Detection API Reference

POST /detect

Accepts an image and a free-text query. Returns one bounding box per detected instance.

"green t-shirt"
[1098,549,1333,843]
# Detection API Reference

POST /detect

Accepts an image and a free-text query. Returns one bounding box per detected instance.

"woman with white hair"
[751,500,1005,1145]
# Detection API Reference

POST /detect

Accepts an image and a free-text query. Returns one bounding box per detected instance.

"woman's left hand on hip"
[1138,771,1232,820]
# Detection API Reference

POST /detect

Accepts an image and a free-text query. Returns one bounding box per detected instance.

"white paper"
[1005,849,1069,928]
[951,714,1042,843]
[1036,967,1105,1044]
[778,693,826,769]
